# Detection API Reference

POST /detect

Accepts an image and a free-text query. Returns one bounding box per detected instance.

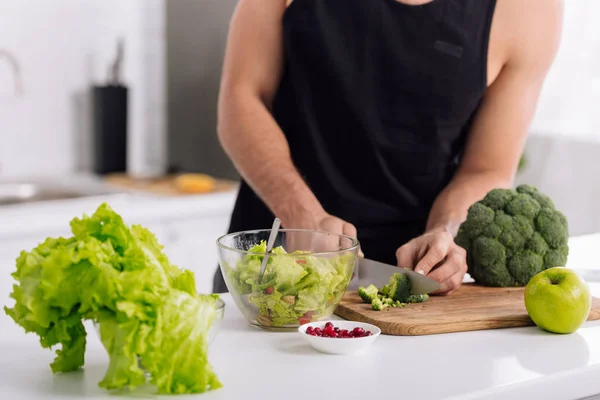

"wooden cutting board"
[334,283,600,336]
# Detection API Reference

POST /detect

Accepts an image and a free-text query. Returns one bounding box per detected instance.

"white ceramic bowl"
[297,320,381,355]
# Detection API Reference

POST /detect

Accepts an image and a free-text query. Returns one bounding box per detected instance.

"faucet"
[0,49,23,96]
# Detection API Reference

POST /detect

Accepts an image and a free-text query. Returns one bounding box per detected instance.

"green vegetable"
[383,297,395,306]
[407,294,429,303]
[3,203,222,395]
[357,272,430,310]
[393,300,408,308]
[358,284,379,303]
[380,284,390,296]
[455,184,569,287]
[371,297,388,311]
[387,273,411,302]
[224,241,356,327]
[518,152,528,173]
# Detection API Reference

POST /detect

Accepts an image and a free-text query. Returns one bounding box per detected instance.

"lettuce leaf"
[143,291,222,394]
[3,203,221,395]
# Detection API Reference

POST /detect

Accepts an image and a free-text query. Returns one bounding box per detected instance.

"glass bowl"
[216,229,359,332]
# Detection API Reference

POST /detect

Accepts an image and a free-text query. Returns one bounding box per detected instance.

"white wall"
[529,0,600,139]
[516,135,600,238]
[519,0,600,238]
[0,0,166,179]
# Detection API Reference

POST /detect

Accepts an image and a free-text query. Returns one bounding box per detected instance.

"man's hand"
[396,230,467,295]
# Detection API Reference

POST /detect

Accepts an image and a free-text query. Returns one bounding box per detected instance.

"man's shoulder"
[494,0,564,70]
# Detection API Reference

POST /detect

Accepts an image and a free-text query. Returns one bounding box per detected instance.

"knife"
[351,257,441,295]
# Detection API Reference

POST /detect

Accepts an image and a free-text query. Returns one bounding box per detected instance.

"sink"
[0,180,125,206]
[0,183,82,205]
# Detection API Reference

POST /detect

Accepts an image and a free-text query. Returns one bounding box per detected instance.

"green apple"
[524,267,592,334]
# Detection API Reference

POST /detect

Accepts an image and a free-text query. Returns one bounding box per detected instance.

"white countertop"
[2,234,600,399]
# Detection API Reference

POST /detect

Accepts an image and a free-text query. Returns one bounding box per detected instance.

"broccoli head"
[455,184,569,287]
[387,273,411,302]
[358,284,379,303]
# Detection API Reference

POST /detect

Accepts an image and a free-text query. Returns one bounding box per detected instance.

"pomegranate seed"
[304,323,374,339]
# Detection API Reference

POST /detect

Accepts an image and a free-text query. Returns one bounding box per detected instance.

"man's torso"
[266,0,504,229]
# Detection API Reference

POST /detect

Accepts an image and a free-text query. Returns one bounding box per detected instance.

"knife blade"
[353,258,440,295]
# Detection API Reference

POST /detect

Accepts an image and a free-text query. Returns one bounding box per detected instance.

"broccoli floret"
[535,208,569,248]
[407,294,429,303]
[480,188,515,211]
[371,297,389,311]
[454,203,495,242]
[508,250,544,285]
[387,273,411,302]
[358,284,379,303]
[544,246,568,270]
[526,232,550,256]
[456,184,569,287]
[358,270,431,311]
[380,284,390,296]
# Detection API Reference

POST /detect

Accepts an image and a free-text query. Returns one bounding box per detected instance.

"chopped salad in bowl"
[217,229,359,331]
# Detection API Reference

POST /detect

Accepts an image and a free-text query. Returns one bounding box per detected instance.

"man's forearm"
[425,170,513,236]
[218,92,325,226]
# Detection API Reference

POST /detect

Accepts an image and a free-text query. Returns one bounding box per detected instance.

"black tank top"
[214,0,497,292]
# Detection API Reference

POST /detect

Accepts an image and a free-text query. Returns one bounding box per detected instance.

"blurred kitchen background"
[0,0,599,294]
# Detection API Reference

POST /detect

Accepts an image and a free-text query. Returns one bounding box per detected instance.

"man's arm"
[397,0,564,293]
[218,0,359,241]
[425,0,564,237]
[218,0,325,227]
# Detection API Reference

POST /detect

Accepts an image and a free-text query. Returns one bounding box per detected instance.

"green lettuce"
[226,241,356,327]
[3,203,222,395]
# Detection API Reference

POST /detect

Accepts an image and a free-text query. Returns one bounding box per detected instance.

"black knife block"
[92,85,128,175]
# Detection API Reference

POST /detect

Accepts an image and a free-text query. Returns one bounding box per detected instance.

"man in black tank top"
[213,0,564,294]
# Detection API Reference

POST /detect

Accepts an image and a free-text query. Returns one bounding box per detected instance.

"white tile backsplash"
[0,0,166,179]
